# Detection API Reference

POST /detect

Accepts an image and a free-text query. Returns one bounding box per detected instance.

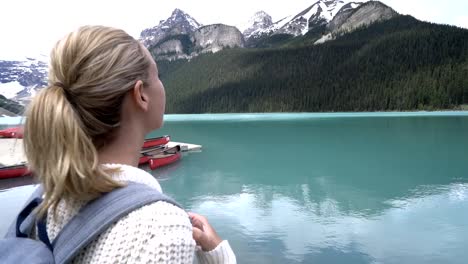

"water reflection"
[153,116,468,263]
[189,183,468,264]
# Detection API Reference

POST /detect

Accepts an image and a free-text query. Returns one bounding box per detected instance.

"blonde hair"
[24,26,152,216]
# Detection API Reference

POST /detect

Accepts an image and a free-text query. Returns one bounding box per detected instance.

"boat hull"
[142,136,170,148]
[0,165,30,179]
[0,127,23,139]
[149,152,181,170]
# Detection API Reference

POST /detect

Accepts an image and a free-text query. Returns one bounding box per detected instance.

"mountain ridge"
[139,1,400,54]
[244,0,366,40]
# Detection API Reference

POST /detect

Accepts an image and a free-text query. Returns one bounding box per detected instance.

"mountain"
[242,11,273,39]
[0,57,48,107]
[140,8,202,48]
[156,15,468,113]
[143,1,383,59]
[318,1,398,43]
[142,9,244,61]
[246,0,398,48]
[277,0,363,36]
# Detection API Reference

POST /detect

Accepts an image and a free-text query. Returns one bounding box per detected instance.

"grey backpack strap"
[52,182,181,264]
[5,185,44,238]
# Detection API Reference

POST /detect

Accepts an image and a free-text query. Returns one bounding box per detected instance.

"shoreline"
[2,111,468,125]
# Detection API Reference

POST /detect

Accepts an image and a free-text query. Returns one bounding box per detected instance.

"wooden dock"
[0,138,25,166]
[166,141,202,152]
[0,139,202,167]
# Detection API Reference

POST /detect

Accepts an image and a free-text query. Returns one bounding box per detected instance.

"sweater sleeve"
[196,240,237,264]
[71,201,197,264]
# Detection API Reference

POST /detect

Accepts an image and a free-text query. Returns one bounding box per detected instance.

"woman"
[23,25,236,263]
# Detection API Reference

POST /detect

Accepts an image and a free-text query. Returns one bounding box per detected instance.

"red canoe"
[149,152,181,170]
[0,164,30,179]
[139,145,181,166]
[142,135,170,148]
[0,126,23,138]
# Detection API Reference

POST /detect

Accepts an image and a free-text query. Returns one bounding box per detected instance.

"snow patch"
[0,81,25,99]
[315,33,333,44]
[317,1,332,21]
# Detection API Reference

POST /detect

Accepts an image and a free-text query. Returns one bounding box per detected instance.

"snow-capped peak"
[283,0,366,35]
[242,11,273,38]
[248,0,366,37]
[140,9,202,47]
[249,11,272,27]
[319,0,362,19]
[169,8,202,29]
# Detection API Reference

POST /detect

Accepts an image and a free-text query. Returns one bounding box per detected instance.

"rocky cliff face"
[327,2,363,32]
[149,34,194,61]
[192,24,245,54]
[316,1,398,44]
[153,39,184,55]
[151,39,187,61]
[334,1,398,33]
[148,24,244,60]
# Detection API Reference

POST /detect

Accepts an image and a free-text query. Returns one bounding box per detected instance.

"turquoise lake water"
[1,113,468,263]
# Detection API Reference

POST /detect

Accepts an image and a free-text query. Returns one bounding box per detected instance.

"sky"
[0,0,467,60]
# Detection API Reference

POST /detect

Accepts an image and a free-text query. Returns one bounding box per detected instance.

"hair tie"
[54,82,67,89]
[53,82,75,105]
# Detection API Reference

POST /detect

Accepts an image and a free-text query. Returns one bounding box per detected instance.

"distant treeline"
[156,15,468,113]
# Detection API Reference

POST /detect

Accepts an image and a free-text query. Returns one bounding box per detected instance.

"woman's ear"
[132,80,149,111]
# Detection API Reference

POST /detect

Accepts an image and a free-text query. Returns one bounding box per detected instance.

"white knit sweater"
[45,164,236,263]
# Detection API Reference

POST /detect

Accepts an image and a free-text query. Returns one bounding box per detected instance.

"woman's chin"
[152,119,164,131]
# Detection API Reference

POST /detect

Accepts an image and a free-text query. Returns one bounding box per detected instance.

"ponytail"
[23,85,122,217]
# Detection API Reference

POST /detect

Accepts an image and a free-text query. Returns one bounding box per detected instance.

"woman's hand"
[188,212,223,252]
